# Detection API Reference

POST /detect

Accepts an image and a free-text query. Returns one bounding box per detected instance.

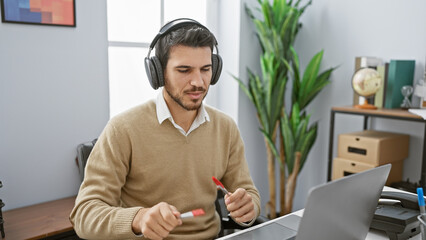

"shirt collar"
[156,91,210,129]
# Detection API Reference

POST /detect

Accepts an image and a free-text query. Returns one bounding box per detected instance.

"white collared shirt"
[156,91,210,136]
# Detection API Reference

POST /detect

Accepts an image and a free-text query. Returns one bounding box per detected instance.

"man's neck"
[163,90,198,132]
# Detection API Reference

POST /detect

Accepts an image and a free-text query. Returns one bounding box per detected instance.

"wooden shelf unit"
[328,106,426,186]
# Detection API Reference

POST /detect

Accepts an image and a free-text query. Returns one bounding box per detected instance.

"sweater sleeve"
[221,121,261,224]
[70,120,142,240]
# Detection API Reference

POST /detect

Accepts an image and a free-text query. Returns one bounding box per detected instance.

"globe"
[351,68,382,109]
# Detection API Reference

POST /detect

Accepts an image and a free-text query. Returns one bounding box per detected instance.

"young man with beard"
[70,19,260,240]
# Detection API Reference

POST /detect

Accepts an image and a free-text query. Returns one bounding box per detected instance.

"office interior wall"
[237,0,270,215]
[293,0,426,211]
[206,0,271,214]
[205,0,240,123]
[214,0,241,123]
[238,0,426,213]
[0,1,109,210]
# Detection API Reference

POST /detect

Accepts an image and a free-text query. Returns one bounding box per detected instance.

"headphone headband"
[149,18,207,50]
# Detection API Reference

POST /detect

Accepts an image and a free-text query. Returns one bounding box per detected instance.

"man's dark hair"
[155,24,217,71]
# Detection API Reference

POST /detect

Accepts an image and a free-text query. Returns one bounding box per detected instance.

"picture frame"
[1,0,76,27]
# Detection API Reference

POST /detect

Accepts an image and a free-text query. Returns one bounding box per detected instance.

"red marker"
[212,176,230,195]
[180,208,205,219]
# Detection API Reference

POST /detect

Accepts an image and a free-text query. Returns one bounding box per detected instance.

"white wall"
[205,0,241,122]
[0,0,109,210]
[237,0,426,213]
[238,0,270,215]
[293,0,426,211]
[207,0,271,214]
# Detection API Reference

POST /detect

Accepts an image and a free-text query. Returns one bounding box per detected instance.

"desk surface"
[2,196,76,240]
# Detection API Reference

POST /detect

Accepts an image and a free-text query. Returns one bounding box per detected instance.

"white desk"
[218,187,422,240]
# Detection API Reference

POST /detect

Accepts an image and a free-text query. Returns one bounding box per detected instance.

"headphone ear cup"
[144,57,158,89]
[144,56,164,90]
[211,54,222,85]
[152,56,165,88]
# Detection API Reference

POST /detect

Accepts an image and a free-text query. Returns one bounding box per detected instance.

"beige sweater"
[70,100,260,240]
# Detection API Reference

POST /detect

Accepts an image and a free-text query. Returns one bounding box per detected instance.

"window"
[107,0,207,117]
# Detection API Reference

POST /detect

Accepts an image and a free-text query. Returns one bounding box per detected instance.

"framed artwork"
[1,0,75,27]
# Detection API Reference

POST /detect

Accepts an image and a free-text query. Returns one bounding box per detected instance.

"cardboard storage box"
[338,130,409,165]
[332,157,403,186]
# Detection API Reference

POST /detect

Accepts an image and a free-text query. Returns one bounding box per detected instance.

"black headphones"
[144,18,223,90]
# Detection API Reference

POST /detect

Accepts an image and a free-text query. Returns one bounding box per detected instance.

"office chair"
[75,139,98,182]
[214,189,269,237]
[75,139,268,238]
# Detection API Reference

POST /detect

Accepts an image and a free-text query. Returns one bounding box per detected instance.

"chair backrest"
[75,139,97,182]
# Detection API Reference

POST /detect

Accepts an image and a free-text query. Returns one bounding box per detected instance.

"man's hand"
[224,188,256,223]
[132,202,182,240]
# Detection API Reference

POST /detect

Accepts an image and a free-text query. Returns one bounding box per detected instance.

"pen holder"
[418,214,426,240]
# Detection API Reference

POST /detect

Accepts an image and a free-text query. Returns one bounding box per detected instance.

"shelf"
[332,106,423,122]
[328,106,426,188]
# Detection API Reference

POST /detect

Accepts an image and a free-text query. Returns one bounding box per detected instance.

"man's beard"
[165,85,207,111]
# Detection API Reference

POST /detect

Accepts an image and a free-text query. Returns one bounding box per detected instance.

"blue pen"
[417,187,426,240]
[418,188,425,215]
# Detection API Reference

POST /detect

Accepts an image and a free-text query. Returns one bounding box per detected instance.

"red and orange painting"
[1,0,75,27]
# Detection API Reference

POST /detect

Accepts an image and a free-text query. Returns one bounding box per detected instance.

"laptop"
[220,164,391,240]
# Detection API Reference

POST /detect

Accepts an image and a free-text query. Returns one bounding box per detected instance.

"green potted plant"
[235,0,336,218]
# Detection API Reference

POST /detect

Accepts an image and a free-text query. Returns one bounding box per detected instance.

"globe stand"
[351,67,382,110]
[354,97,377,110]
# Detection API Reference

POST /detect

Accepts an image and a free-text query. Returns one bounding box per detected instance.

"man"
[70,19,260,240]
